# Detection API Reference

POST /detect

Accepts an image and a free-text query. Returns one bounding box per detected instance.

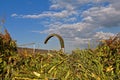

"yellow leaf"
[0,58,2,63]
[106,66,113,72]
[33,71,40,77]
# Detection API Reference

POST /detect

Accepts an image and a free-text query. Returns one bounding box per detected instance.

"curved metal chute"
[44,33,65,52]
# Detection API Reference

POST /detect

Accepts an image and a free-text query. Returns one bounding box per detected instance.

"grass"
[0,29,120,80]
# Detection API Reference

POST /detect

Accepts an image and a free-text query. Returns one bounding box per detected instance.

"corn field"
[0,29,120,80]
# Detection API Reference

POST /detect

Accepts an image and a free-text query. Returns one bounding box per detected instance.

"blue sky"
[0,0,120,52]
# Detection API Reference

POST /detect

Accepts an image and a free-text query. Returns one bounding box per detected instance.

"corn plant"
[0,29,120,79]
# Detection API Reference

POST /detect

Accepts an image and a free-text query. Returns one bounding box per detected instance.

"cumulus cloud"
[49,0,105,10]
[11,0,120,50]
[82,6,120,27]
[94,31,115,39]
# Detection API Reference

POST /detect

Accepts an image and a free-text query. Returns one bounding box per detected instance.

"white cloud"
[49,0,105,10]
[94,31,115,39]
[11,13,18,17]
[82,6,120,27]
[11,10,77,19]
[50,4,59,10]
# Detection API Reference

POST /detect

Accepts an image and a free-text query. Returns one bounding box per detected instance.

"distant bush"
[0,29,17,79]
[99,34,120,54]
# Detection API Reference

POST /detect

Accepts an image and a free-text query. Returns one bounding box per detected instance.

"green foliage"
[9,47,120,80]
[0,30,120,80]
[0,29,17,79]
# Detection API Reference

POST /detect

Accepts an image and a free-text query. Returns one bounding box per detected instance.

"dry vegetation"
[0,29,120,80]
